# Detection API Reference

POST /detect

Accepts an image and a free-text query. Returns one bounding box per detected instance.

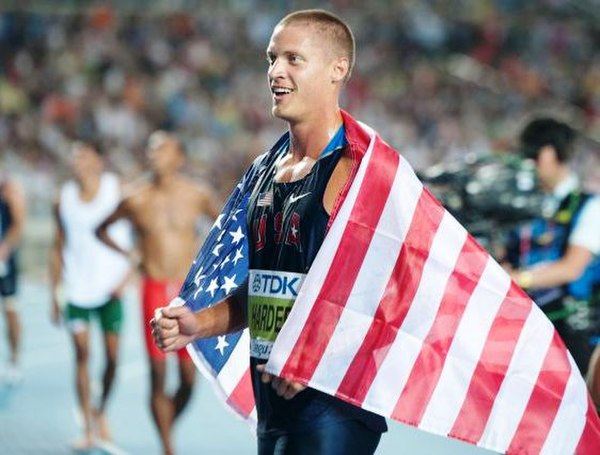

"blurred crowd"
[2,0,600,215]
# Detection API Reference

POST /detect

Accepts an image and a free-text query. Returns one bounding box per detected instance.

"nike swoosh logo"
[288,192,311,203]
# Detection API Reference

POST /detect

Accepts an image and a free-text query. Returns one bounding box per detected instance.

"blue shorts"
[0,255,18,298]
[257,419,382,455]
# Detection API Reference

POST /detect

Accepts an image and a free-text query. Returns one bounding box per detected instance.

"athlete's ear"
[330,56,349,84]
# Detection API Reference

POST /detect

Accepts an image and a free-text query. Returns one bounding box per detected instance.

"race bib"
[248,269,305,359]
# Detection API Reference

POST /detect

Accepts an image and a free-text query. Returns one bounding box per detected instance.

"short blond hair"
[277,9,355,82]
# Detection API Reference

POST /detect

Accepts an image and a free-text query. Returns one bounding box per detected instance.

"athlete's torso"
[60,172,131,307]
[246,131,387,435]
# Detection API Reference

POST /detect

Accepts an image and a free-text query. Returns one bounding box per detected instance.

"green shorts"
[65,298,123,334]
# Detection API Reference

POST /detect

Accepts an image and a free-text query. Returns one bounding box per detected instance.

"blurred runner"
[96,131,220,455]
[49,140,133,451]
[0,171,26,385]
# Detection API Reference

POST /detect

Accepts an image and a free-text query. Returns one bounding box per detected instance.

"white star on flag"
[215,336,230,356]
[219,254,231,270]
[232,247,244,266]
[205,278,219,297]
[221,274,238,295]
[232,209,243,221]
[229,226,245,244]
[212,243,223,257]
[213,214,224,230]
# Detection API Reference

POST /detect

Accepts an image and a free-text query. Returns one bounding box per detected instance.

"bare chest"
[133,192,198,233]
[274,155,317,183]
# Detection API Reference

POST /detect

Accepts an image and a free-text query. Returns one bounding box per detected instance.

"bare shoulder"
[120,174,151,200]
[336,154,354,176]
[323,155,354,214]
[177,175,213,193]
[2,177,25,201]
[177,175,220,218]
[119,178,153,213]
[330,155,353,188]
[177,175,218,203]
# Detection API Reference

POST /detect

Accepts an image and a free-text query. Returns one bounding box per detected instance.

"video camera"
[418,153,544,251]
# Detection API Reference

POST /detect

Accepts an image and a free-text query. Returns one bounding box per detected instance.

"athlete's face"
[71,144,102,181]
[266,23,338,123]
[146,132,183,176]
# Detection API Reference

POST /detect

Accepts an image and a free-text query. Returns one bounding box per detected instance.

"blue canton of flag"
[178,170,254,375]
[176,135,288,423]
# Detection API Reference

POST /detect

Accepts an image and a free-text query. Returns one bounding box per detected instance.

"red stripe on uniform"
[225,368,255,418]
[279,143,400,381]
[507,331,571,454]
[449,283,532,442]
[391,235,487,424]
[335,189,444,406]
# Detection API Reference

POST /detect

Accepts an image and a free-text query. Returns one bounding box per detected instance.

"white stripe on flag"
[186,333,255,427]
[419,257,511,435]
[217,330,252,394]
[266,127,377,376]
[362,212,467,416]
[478,308,555,452]
[309,159,421,392]
[540,355,588,455]
[399,213,468,338]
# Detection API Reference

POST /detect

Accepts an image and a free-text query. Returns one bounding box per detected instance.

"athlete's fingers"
[152,323,179,344]
[151,314,178,331]
[161,305,190,319]
[160,336,182,352]
[282,382,306,400]
[256,364,274,384]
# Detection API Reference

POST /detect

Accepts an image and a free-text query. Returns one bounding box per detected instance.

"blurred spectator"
[0,170,26,385]
[1,1,600,209]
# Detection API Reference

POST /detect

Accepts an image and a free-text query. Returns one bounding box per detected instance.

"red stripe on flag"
[335,189,444,405]
[507,331,571,454]
[575,396,600,454]
[449,282,532,442]
[225,368,255,418]
[391,235,487,424]
[279,143,399,381]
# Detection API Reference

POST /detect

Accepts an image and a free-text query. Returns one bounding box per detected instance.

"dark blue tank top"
[246,128,387,435]
[0,188,13,242]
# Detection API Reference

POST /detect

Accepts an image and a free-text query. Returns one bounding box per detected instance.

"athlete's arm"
[151,280,248,352]
[49,198,64,325]
[95,200,133,257]
[199,184,222,221]
[0,179,26,262]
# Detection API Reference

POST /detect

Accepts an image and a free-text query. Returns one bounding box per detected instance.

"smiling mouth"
[271,86,294,100]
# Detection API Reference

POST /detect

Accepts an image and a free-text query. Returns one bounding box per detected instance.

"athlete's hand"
[256,364,306,400]
[0,241,9,262]
[50,299,62,326]
[150,305,199,352]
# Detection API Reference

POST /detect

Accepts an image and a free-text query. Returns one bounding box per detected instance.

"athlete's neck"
[153,171,180,188]
[288,109,343,161]
[77,173,101,202]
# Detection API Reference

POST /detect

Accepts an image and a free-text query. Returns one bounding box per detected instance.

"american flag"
[176,134,288,426]
[177,111,600,454]
[177,162,258,425]
[265,112,600,454]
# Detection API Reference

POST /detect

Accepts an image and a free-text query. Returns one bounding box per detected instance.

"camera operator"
[504,117,600,409]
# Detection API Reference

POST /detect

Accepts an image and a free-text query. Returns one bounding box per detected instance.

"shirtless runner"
[96,131,220,455]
